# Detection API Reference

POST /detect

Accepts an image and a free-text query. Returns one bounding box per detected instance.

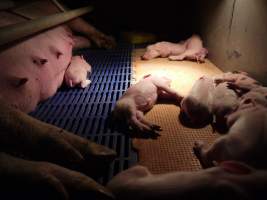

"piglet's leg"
[157,85,183,103]
[168,54,186,61]
[128,111,161,135]
[136,111,162,132]
[129,115,151,132]
[193,141,215,169]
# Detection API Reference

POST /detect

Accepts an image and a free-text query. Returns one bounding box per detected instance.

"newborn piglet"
[168,34,208,63]
[112,74,182,135]
[214,71,260,95]
[238,87,267,110]
[211,82,239,132]
[142,41,187,60]
[64,55,92,88]
[194,105,267,169]
[142,35,208,63]
[180,76,214,127]
[107,161,267,200]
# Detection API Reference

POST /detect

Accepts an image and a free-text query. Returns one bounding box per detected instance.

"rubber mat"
[30,45,137,184]
[132,48,223,174]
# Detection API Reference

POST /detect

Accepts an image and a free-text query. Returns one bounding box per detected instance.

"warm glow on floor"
[132,48,223,97]
[132,48,223,173]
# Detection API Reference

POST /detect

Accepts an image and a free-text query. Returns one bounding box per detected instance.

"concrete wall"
[198,0,267,84]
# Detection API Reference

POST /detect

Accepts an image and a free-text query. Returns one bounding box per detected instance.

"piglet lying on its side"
[64,55,92,88]
[214,71,260,95]
[168,34,208,63]
[142,41,187,60]
[194,105,267,169]
[112,74,182,134]
[107,161,267,200]
[142,35,208,62]
[180,76,214,127]
[238,87,267,110]
[211,82,239,131]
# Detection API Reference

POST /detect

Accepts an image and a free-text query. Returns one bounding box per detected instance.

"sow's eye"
[32,57,48,66]
[9,77,28,88]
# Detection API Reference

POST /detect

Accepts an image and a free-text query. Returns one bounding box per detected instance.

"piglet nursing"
[64,55,92,88]
[112,74,182,134]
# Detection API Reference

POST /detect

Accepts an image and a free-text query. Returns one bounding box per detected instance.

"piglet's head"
[142,49,159,60]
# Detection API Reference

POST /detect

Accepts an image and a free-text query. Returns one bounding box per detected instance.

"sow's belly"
[0,12,73,112]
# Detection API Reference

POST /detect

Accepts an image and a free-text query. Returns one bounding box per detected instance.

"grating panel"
[30,45,137,184]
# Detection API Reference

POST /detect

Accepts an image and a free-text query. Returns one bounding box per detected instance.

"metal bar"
[0,5,93,46]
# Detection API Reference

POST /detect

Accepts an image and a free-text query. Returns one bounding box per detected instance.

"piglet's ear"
[220,160,253,175]
[9,76,28,88]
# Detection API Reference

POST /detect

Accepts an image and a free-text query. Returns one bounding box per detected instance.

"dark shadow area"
[157,98,181,107]
[179,110,213,129]
[64,0,200,42]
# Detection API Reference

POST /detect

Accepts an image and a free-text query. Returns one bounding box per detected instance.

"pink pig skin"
[168,35,208,62]
[211,82,239,131]
[142,35,208,62]
[107,161,267,200]
[180,76,214,127]
[0,12,73,113]
[112,75,182,134]
[64,55,92,88]
[238,88,267,110]
[214,71,260,95]
[194,106,267,169]
[142,41,187,60]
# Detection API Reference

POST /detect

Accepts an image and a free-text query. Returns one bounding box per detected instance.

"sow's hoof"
[77,141,117,178]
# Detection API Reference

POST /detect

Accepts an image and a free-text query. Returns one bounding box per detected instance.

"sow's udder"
[0,24,73,113]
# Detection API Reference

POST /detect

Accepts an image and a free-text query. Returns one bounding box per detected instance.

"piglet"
[194,105,267,169]
[180,76,214,127]
[64,55,92,88]
[211,82,239,131]
[107,161,267,200]
[112,74,182,134]
[142,41,187,60]
[168,34,208,63]
[214,71,260,95]
[238,87,267,110]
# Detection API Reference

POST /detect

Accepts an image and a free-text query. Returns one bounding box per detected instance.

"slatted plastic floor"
[30,45,137,184]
